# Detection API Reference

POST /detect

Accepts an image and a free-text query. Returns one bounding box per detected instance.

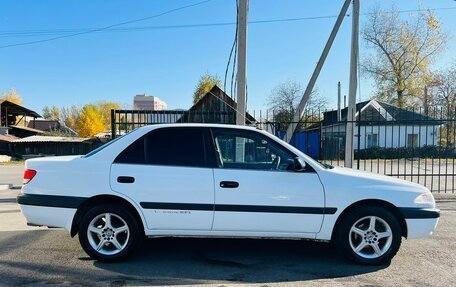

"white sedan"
[18,124,439,264]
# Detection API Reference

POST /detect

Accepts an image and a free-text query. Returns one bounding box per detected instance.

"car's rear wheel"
[337,206,402,265]
[78,204,141,262]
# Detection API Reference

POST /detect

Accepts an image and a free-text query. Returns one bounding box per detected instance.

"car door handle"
[117,176,135,184]
[220,181,239,188]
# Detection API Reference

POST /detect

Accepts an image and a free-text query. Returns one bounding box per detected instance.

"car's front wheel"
[337,206,402,265]
[78,204,141,262]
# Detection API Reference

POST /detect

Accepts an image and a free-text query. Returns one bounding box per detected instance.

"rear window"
[83,133,126,158]
[114,127,207,167]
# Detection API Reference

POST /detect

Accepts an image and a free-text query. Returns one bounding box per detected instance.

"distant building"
[133,95,167,111]
[27,119,78,136]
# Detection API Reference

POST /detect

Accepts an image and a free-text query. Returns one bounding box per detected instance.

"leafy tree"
[267,80,327,131]
[362,6,448,107]
[193,73,222,104]
[42,106,61,120]
[60,105,80,131]
[1,88,22,105]
[77,104,105,137]
[96,101,121,128]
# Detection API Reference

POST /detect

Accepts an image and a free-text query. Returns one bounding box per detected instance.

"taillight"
[23,169,37,184]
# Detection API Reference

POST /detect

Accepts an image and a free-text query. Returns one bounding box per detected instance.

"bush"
[354,145,456,159]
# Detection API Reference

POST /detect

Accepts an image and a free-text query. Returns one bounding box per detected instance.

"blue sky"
[1,0,455,115]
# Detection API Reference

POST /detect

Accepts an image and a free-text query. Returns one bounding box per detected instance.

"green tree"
[42,106,61,120]
[193,73,222,104]
[362,6,448,107]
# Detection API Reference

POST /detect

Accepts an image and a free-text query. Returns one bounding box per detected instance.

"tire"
[336,206,402,265]
[78,204,142,262]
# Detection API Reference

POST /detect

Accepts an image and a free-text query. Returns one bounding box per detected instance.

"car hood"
[323,166,429,194]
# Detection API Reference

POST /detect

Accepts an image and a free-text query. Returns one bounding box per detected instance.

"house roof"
[0,134,19,142]
[0,100,41,118]
[10,125,45,134]
[13,135,90,143]
[27,119,60,131]
[179,85,256,124]
[322,99,441,126]
[27,120,78,136]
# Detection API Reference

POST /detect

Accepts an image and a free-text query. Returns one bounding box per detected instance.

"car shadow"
[94,237,389,284]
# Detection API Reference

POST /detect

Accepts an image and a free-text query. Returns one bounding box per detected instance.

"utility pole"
[236,0,248,125]
[337,81,341,121]
[344,0,360,168]
[284,0,352,142]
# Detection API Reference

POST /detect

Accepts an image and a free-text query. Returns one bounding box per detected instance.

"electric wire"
[0,0,214,48]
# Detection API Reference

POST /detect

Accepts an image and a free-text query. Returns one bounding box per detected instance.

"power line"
[224,0,238,98]
[0,0,214,48]
[1,6,455,37]
[1,6,455,48]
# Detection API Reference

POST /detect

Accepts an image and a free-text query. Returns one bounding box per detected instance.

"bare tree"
[362,6,448,107]
[267,80,327,131]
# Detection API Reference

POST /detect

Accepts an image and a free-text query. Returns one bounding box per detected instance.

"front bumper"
[400,207,440,239]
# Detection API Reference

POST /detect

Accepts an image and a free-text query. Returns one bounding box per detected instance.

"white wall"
[321,124,439,149]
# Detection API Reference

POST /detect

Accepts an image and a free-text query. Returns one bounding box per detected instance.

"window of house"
[212,129,295,171]
[366,133,378,148]
[115,127,207,167]
[407,133,419,148]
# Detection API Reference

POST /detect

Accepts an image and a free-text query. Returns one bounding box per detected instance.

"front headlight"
[414,192,435,207]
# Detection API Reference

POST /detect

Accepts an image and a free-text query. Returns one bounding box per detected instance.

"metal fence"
[111,106,455,193]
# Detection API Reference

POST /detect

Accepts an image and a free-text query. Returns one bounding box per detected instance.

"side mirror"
[294,157,306,172]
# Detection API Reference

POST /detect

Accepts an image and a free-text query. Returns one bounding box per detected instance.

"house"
[12,136,101,159]
[0,100,41,137]
[321,99,442,155]
[133,95,167,110]
[27,119,78,136]
[177,85,256,124]
[0,134,19,155]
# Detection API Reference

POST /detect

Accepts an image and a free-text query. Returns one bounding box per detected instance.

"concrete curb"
[0,184,12,191]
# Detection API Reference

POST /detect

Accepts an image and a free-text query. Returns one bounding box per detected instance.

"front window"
[212,129,295,171]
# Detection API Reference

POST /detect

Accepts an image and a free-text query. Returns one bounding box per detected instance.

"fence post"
[111,109,116,140]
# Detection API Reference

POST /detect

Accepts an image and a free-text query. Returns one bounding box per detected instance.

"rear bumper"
[17,193,81,233]
[19,204,76,233]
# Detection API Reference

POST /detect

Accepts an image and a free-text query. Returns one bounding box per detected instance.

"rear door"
[210,128,326,234]
[110,127,215,231]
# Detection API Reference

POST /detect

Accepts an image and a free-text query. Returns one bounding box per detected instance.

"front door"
[110,127,215,231]
[210,128,325,234]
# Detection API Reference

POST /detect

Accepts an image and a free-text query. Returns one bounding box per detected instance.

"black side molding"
[399,207,440,219]
[140,202,337,215]
[17,194,87,209]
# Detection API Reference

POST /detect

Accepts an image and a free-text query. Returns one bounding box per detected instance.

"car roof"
[138,123,260,132]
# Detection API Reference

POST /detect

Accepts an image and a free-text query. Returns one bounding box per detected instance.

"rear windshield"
[83,134,126,158]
